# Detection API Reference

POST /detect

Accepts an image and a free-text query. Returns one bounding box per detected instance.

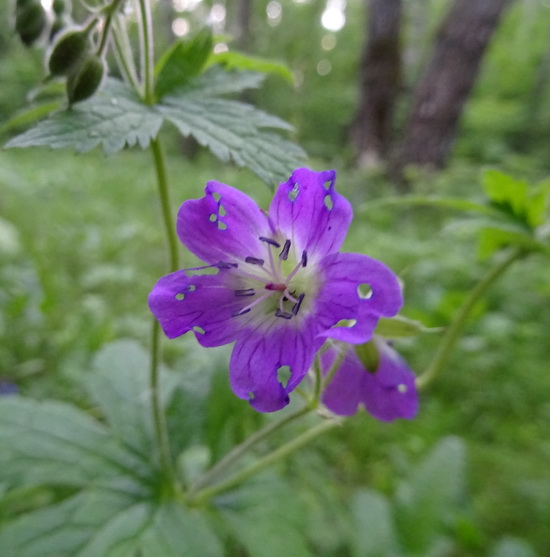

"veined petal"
[316,253,403,344]
[361,341,418,421]
[268,168,352,260]
[178,181,270,264]
[148,270,242,346]
[322,341,418,421]
[229,319,321,412]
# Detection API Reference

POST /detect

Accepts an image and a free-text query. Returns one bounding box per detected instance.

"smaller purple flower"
[149,168,402,412]
[321,338,418,421]
[0,380,18,396]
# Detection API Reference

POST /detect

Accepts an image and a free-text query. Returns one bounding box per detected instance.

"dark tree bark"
[235,0,253,51]
[394,0,513,176]
[351,0,402,168]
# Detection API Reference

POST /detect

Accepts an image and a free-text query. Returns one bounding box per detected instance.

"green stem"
[187,418,340,505]
[416,249,524,390]
[137,0,155,104]
[111,15,141,91]
[148,137,178,487]
[97,0,125,57]
[150,137,179,272]
[149,319,176,488]
[188,405,311,495]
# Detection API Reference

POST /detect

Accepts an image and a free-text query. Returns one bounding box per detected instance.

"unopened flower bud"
[67,54,105,105]
[53,0,71,16]
[15,0,47,46]
[48,28,91,76]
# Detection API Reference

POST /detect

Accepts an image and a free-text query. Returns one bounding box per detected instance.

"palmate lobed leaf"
[6,68,306,187]
[6,79,163,155]
[0,397,149,491]
[0,490,222,557]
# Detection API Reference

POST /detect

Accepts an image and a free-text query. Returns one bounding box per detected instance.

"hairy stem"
[137,0,155,104]
[149,319,176,488]
[188,405,311,495]
[416,248,524,390]
[187,418,340,505]
[151,137,179,272]
[97,0,125,56]
[112,15,141,91]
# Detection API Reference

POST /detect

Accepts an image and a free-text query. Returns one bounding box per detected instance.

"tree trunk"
[393,0,513,177]
[351,0,402,168]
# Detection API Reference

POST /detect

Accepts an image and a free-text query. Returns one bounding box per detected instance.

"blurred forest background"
[1,0,550,555]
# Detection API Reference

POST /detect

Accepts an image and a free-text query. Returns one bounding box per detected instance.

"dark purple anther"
[218,261,238,269]
[275,309,293,320]
[233,307,252,317]
[259,236,281,248]
[291,293,305,315]
[301,251,308,267]
[235,289,256,297]
[279,239,291,260]
[245,256,265,265]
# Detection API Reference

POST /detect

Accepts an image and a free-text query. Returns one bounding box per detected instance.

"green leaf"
[0,397,148,491]
[0,492,223,557]
[375,315,441,338]
[482,170,528,219]
[155,29,213,99]
[159,95,305,187]
[210,51,294,84]
[180,66,266,96]
[85,339,179,457]
[0,101,62,135]
[525,180,550,228]
[6,79,163,154]
[216,474,313,557]
[395,437,466,554]
[6,68,306,186]
[351,489,401,557]
[477,226,550,259]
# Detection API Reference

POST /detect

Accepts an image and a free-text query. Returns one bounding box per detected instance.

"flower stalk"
[416,248,524,390]
[187,417,340,505]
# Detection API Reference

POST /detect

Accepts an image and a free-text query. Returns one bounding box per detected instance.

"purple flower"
[321,338,418,421]
[148,168,402,412]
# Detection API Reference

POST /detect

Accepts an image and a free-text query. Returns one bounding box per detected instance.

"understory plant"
[1,0,549,555]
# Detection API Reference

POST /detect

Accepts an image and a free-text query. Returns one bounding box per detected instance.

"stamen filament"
[232,291,273,317]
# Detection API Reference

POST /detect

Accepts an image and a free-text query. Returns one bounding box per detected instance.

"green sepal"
[354,340,380,373]
[154,29,213,99]
[375,315,441,338]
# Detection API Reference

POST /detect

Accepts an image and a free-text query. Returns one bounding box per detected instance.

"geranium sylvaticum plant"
[1,0,547,554]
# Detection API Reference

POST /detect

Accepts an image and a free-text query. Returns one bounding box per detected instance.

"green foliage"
[216,476,312,557]
[6,68,306,186]
[209,51,294,84]
[351,489,399,557]
[375,315,441,339]
[154,29,213,99]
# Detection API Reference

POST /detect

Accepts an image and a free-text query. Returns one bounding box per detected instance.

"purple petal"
[322,341,418,421]
[148,270,242,346]
[268,168,352,260]
[178,181,270,265]
[316,253,403,344]
[229,319,322,412]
